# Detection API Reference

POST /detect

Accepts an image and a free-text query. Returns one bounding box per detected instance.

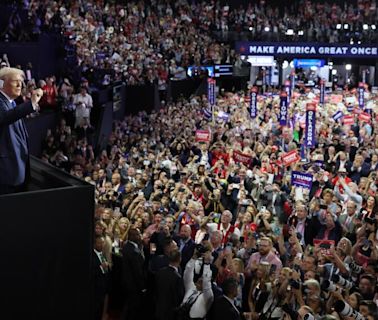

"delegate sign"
[291,171,313,190]
[236,42,378,58]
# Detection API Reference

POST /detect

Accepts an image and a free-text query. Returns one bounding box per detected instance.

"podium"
[0,157,94,319]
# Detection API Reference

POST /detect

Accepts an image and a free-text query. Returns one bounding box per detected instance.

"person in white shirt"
[74,86,93,127]
[182,250,214,319]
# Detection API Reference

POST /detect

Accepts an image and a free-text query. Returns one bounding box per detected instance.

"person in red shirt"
[40,76,57,110]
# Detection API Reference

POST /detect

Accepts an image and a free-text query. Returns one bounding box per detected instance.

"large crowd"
[34,72,378,320]
[2,0,377,87]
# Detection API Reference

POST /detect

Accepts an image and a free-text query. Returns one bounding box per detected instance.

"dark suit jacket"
[0,92,34,186]
[348,162,370,184]
[309,180,333,200]
[288,214,321,246]
[93,251,109,296]
[210,296,241,320]
[260,190,287,223]
[174,236,195,271]
[154,265,185,320]
[315,222,343,244]
[121,241,146,295]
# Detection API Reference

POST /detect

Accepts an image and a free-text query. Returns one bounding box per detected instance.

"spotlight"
[286,29,294,35]
[249,26,253,31]
[350,39,354,44]
[264,26,270,32]
[372,25,376,30]
[298,30,304,36]
[345,64,352,71]
[328,61,333,66]
[344,24,349,29]
[363,24,369,30]
[336,24,342,30]
[282,60,289,69]
[289,61,294,68]
[332,69,337,75]
[358,41,361,44]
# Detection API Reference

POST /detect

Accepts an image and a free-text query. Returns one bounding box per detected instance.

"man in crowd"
[121,228,147,320]
[155,249,185,320]
[0,67,43,194]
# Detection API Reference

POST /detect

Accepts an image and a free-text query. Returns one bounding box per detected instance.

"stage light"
[345,64,352,71]
[310,66,317,71]
[358,41,361,44]
[371,25,376,30]
[343,24,349,29]
[298,30,304,36]
[336,24,342,30]
[350,39,354,44]
[332,69,337,75]
[363,24,369,30]
[264,26,270,32]
[249,26,253,31]
[282,60,289,69]
[286,29,294,35]
[290,61,294,68]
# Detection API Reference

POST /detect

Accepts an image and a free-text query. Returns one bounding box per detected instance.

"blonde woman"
[113,217,130,250]
[248,261,272,320]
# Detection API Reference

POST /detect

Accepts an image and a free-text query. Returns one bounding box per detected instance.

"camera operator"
[182,249,214,319]
[281,281,317,320]
[352,218,378,267]
[317,240,352,280]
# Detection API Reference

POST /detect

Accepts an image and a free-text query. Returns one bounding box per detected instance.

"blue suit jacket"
[0,92,34,186]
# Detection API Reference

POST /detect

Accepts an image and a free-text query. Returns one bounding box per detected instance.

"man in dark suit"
[210,277,241,320]
[174,224,195,271]
[154,249,185,320]
[121,228,147,320]
[93,235,110,320]
[0,67,43,194]
[259,183,288,223]
[288,203,320,246]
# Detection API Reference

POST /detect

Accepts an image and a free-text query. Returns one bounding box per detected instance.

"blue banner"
[314,160,324,168]
[236,42,378,58]
[291,171,313,190]
[305,103,316,148]
[320,79,325,106]
[358,82,365,109]
[217,111,230,122]
[293,59,325,68]
[250,87,258,118]
[279,91,288,126]
[207,78,216,106]
[285,80,291,104]
[332,111,344,121]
